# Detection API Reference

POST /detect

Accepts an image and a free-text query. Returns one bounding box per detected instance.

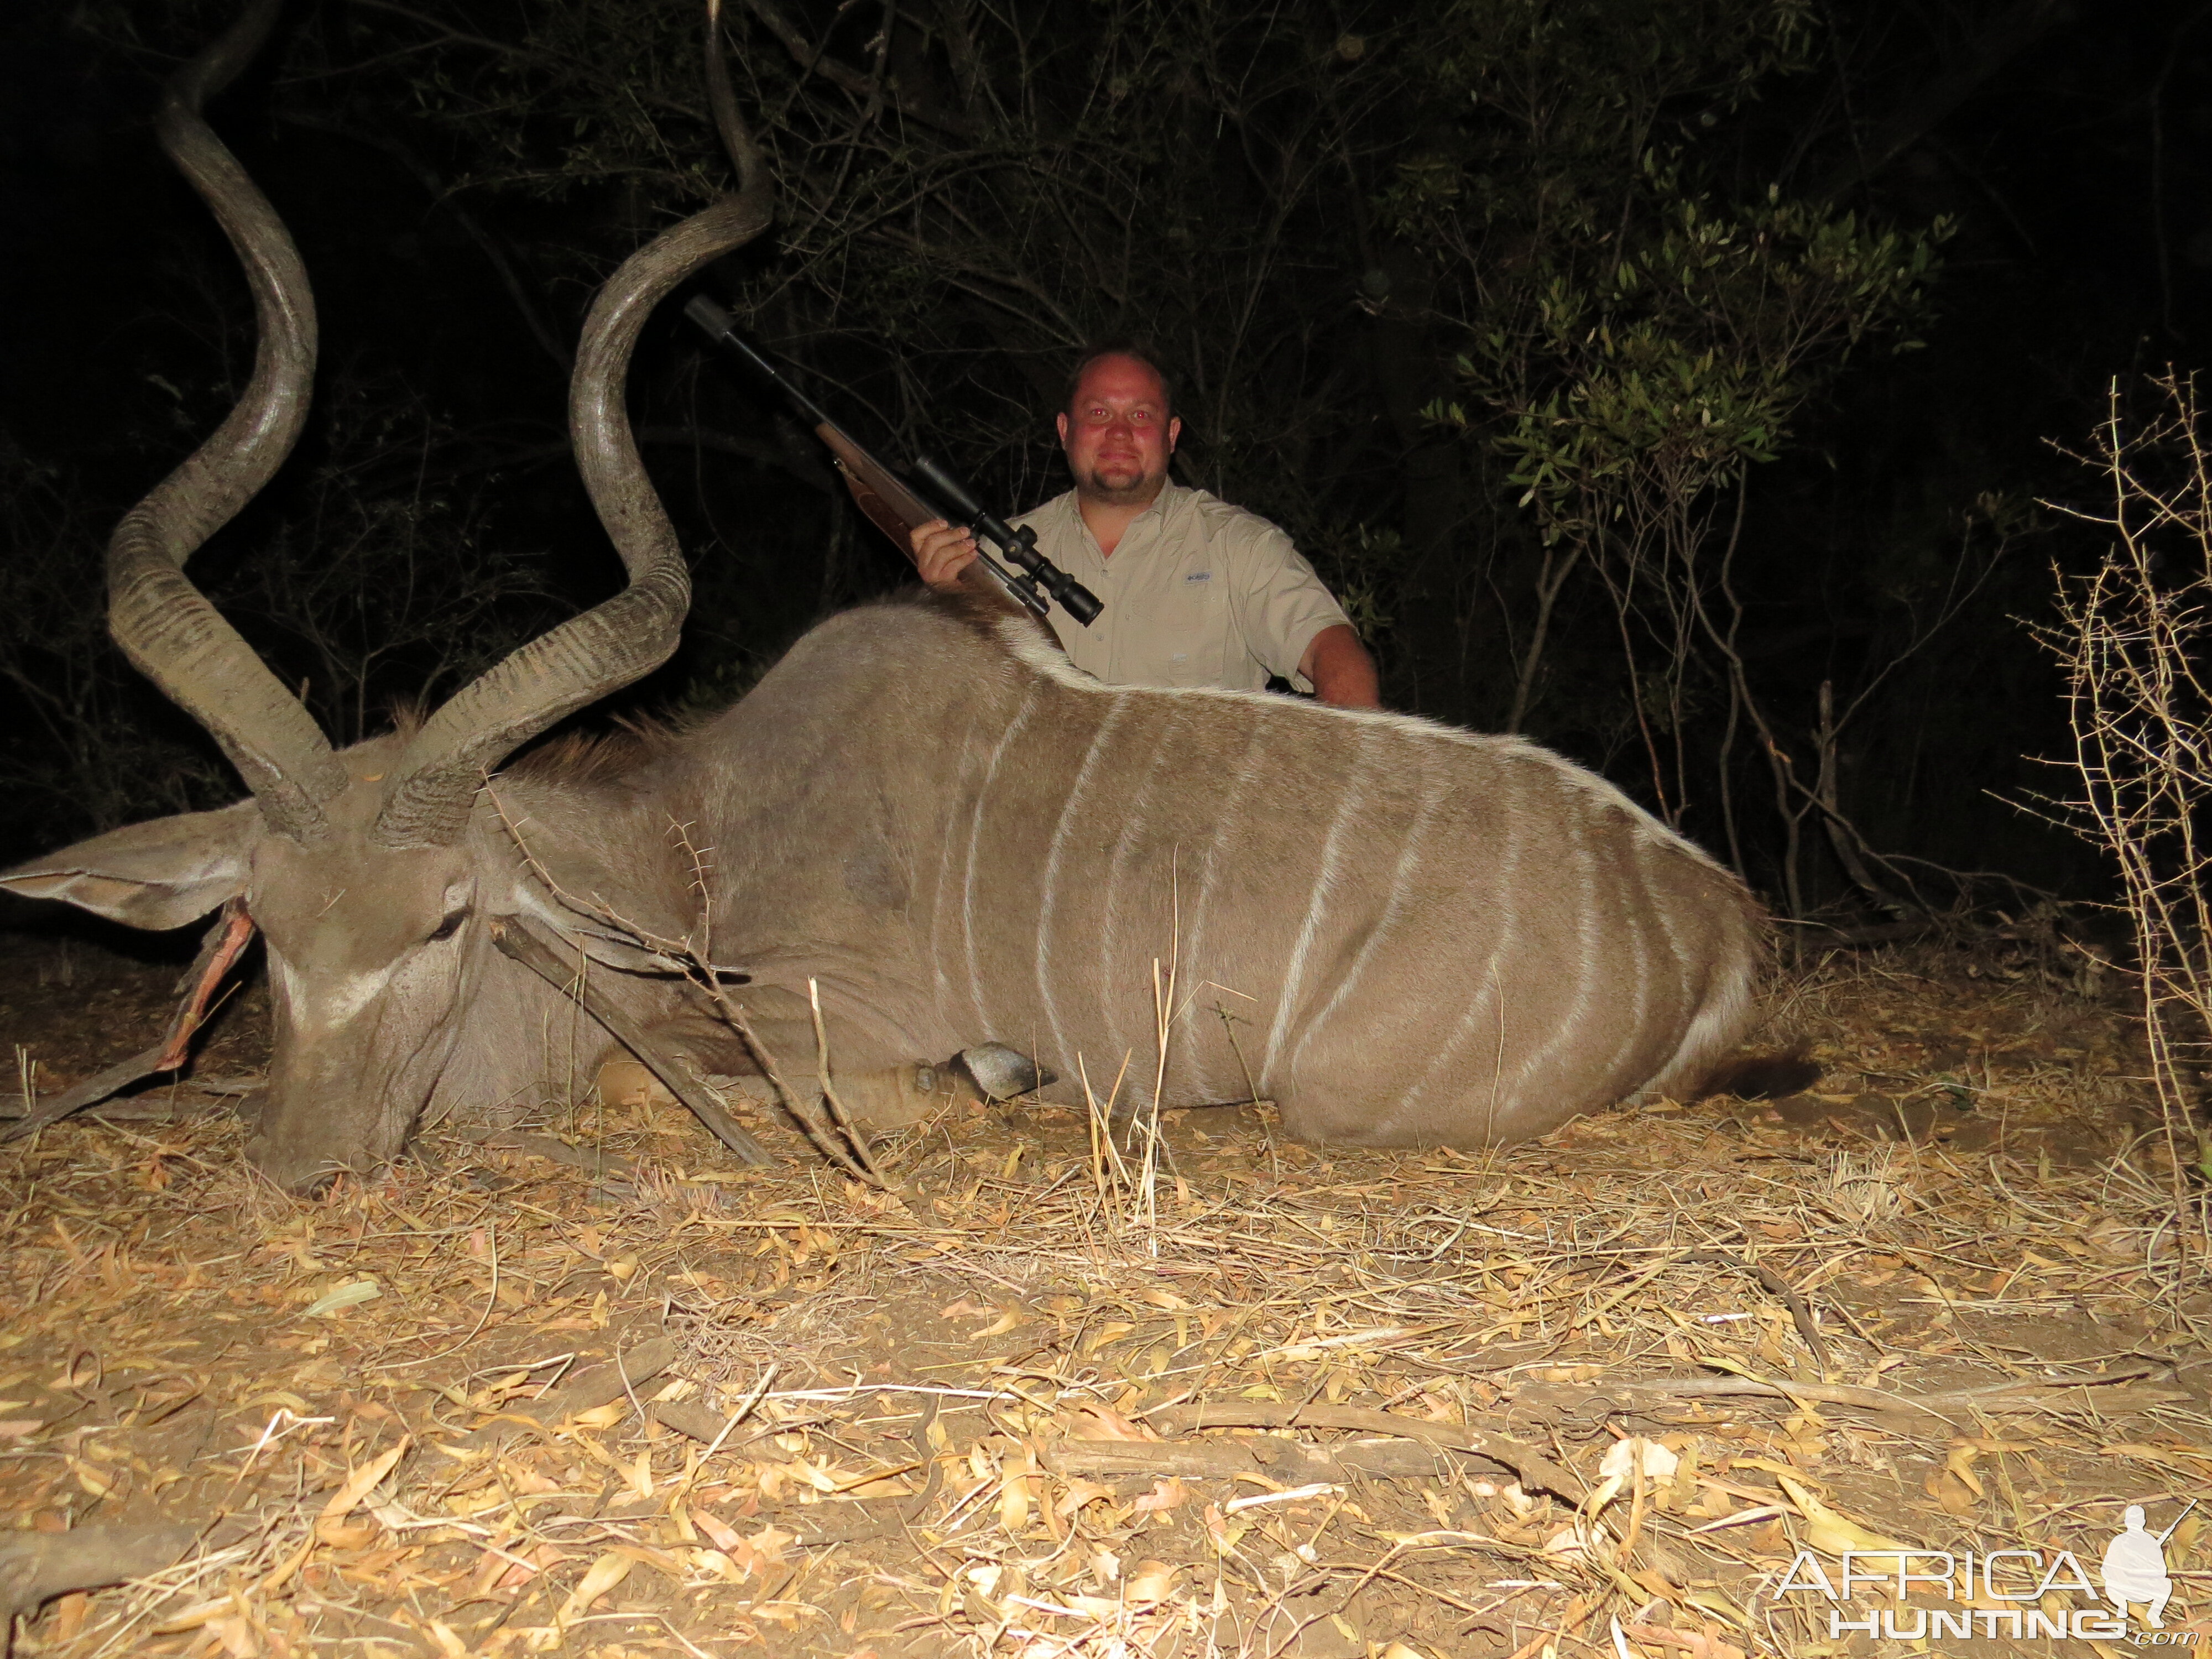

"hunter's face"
[1057,355,1180,508]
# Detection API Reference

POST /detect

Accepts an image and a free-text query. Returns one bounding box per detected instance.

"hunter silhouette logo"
[2103,1501,2192,1629]
[1772,1498,2199,1642]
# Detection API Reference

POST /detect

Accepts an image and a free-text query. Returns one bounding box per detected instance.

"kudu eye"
[427,908,469,943]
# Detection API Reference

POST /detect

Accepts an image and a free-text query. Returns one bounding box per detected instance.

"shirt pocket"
[1139,567,1229,688]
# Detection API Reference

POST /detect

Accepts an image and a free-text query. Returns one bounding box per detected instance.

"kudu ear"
[0,803,255,930]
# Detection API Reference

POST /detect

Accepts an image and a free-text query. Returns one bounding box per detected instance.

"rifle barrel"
[2156,1498,2198,1544]
[683,296,836,430]
[682,302,1097,626]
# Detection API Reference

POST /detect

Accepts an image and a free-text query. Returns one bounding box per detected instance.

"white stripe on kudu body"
[1173,716,1271,1103]
[1514,799,1599,1107]
[739,598,1765,1149]
[1285,745,1444,1087]
[961,684,1040,1035]
[928,701,994,1024]
[1259,726,1378,1089]
[1035,691,1129,1072]
[1384,755,1531,1133]
[1094,703,1187,1086]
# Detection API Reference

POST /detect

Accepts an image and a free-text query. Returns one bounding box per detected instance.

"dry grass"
[0,939,2205,1657]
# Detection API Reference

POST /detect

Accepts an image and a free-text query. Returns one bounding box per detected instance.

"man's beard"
[1075,459,1166,507]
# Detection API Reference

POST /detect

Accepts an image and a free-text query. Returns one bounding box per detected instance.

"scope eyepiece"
[1047,575,1103,625]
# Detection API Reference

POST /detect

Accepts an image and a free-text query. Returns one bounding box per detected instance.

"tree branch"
[741,0,982,137]
[1817,0,2077,199]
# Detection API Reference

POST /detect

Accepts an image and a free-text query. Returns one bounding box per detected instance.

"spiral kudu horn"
[371,4,774,849]
[108,0,348,841]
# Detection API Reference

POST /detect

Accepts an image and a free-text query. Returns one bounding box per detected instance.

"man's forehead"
[1071,354,1168,409]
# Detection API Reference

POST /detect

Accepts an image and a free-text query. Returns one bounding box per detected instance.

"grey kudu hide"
[1,2,1770,1192]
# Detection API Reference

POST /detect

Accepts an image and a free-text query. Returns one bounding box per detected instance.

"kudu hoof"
[952,1042,1055,1102]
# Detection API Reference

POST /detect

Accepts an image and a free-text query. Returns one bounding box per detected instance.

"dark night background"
[2,0,2207,923]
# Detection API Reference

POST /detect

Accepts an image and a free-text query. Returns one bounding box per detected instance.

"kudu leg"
[489,916,776,1167]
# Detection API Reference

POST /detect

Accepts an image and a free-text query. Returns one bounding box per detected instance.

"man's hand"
[910,519,979,592]
[1299,623,1383,711]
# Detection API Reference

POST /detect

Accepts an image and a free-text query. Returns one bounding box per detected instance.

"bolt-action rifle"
[684,298,1102,628]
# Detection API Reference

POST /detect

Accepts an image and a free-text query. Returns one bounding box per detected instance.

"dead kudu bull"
[1,3,1782,1193]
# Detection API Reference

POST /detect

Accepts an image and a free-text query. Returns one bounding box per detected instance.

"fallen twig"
[1513,1362,2182,1423]
[1047,1432,1502,1486]
[1145,1402,1583,1501]
[447,1334,680,1452]
[1685,1249,1833,1377]
[2,902,254,1143]
[489,916,775,1167]
[656,1393,945,1546]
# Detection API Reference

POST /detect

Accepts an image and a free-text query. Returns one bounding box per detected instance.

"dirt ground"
[0,925,2205,1658]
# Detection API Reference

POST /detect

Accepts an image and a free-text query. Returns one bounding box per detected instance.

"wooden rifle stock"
[811,426,939,556]
[682,298,1068,621]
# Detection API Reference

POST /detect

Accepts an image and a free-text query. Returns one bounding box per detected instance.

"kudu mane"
[502,718,674,789]
[501,589,1015,790]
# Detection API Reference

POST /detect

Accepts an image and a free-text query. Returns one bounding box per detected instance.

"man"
[910,346,1381,709]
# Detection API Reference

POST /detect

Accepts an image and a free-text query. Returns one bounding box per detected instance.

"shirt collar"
[1069,478,1186,560]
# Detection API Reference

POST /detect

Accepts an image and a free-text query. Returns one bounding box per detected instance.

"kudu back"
[0,0,1771,1189]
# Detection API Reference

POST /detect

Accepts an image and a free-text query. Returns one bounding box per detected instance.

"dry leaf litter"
[0,930,2204,1658]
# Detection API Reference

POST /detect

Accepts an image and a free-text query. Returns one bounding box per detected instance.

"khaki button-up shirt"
[1011,482,1350,692]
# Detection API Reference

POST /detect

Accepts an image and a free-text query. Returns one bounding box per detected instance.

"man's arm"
[1224,512,1380,708]
[1299,624,1381,711]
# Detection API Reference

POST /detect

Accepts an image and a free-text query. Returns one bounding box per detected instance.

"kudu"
[1,0,1776,1192]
